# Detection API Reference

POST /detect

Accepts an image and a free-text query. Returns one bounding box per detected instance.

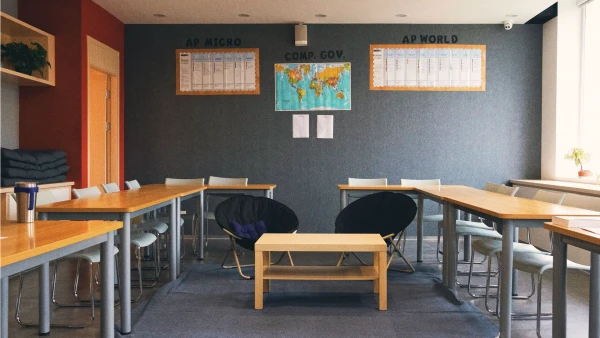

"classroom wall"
[0,0,19,149]
[124,24,543,234]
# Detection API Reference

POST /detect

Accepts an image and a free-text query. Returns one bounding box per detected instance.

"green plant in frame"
[564,148,591,171]
[1,41,51,78]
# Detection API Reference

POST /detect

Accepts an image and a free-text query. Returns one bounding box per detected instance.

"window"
[580,0,600,179]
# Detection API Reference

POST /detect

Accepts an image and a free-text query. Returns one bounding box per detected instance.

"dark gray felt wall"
[124,24,542,235]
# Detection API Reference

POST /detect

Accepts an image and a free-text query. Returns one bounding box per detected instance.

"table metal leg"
[500,220,515,338]
[512,226,519,296]
[417,194,424,262]
[447,203,458,295]
[590,252,600,338]
[39,261,50,335]
[340,190,347,212]
[119,212,132,334]
[442,201,449,286]
[199,192,205,260]
[169,199,177,281]
[1,276,8,338]
[101,234,115,338]
[176,197,181,276]
[552,233,567,338]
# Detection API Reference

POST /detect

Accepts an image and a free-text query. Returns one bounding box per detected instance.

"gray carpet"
[116,264,498,337]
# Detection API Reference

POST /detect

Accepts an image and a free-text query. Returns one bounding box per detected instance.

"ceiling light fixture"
[315,14,327,18]
[153,13,166,18]
[395,14,407,17]
[506,14,518,18]
[238,14,250,17]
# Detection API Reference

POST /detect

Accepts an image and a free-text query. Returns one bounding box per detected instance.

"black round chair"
[335,191,417,272]
[215,195,299,279]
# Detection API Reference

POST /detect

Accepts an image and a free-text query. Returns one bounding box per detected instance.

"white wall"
[0,0,19,149]
[541,17,557,180]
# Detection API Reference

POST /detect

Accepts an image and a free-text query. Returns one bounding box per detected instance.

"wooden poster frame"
[176,48,260,95]
[369,44,486,92]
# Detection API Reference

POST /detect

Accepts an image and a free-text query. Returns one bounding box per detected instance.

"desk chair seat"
[513,252,588,275]
[67,246,120,263]
[472,239,541,257]
[455,226,502,239]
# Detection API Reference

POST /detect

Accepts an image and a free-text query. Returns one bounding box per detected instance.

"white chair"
[101,183,163,287]
[477,190,567,317]
[202,176,249,255]
[503,193,594,337]
[15,190,120,328]
[399,179,445,258]
[164,178,205,255]
[347,178,388,186]
[125,180,141,190]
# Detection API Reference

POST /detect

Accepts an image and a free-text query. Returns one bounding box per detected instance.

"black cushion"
[335,192,417,243]
[215,195,299,250]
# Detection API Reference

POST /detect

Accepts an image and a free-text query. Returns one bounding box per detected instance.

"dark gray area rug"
[116,264,498,337]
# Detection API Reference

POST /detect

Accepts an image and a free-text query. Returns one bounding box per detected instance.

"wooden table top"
[338,184,415,191]
[1,220,122,267]
[431,188,600,219]
[37,184,206,213]
[255,233,386,252]
[544,222,600,247]
[206,184,276,190]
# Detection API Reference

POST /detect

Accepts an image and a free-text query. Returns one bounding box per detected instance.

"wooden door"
[89,67,111,187]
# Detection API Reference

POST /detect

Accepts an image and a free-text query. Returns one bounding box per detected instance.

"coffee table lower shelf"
[263,266,378,280]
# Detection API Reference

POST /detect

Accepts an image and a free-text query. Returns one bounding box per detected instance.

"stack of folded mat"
[1,148,70,187]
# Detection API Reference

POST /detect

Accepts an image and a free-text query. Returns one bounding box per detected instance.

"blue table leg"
[500,220,515,338]
[1,276,8,338]
[170,199,177,281]
[552,233,567,338]
[590,252,600,338]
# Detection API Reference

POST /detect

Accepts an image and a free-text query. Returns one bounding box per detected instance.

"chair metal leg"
[270,252,294,266]
[16,262,92,328]
[337,252,347,266]
[387,238,415,273]
[220,237,253,279]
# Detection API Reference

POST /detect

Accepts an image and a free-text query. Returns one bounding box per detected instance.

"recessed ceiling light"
[395,13,407,18]
[153,13,166,18]
[506,14,518,18]
[315,14,327,18]
[238,14,250,17]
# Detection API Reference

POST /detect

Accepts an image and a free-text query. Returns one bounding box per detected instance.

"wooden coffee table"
[254,233,388,310]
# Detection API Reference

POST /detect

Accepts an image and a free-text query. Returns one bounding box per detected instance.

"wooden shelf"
[1,12,55,86]
[263,266,378,281]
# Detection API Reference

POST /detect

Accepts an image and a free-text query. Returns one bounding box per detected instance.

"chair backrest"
[36,190,57,206]
[497,185,519,197]
[483,182,504,192]
[214,195,299,250]
[208,176,248,186]
[400,179,441,186]
[532,190,566,204]
[562,194,600,211]
[125,180,141,190]
[101,182,120,193]
[348,178,388,186]
[335,192,417,240]
[73,186,102,199]
[165,178,205,185]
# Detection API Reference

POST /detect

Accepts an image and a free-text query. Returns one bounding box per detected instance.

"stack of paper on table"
[552,216,600,228]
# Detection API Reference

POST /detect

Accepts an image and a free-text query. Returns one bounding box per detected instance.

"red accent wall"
[19,0,125,189]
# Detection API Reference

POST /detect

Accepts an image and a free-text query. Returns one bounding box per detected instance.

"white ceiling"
[92,0,556,24]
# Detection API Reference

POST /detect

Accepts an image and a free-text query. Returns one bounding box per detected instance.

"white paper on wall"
[292,114,309,138]
[317,115,334,139]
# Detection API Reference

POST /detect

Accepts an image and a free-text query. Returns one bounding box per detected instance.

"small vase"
[578,170,594,177]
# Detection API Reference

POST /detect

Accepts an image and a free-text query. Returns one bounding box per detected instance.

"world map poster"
[275,63,351,111]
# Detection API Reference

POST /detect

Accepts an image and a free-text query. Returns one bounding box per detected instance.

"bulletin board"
[369,44,486,91]
[176,48,260,95]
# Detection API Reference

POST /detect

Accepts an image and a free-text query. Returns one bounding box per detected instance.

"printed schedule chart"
[176,48,260,95]
[370,44,485,91]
